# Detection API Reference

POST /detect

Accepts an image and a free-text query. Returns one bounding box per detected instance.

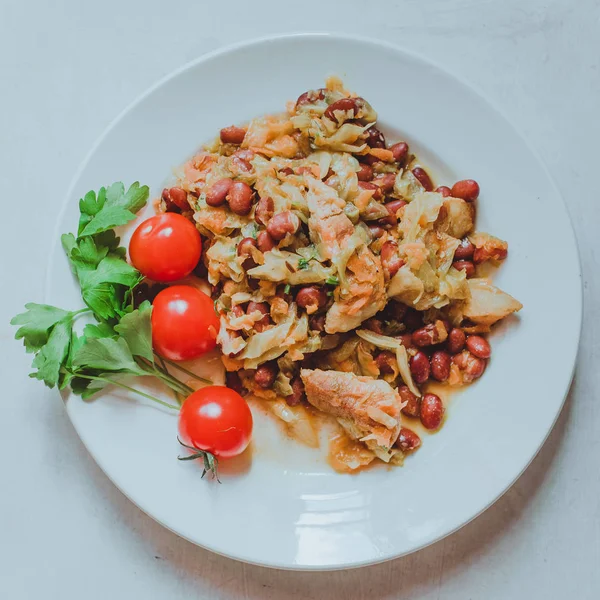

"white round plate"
[47,34,582,570]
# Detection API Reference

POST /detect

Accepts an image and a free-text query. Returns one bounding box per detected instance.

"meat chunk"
[301,368,402,448]
[463,278,522,326]
[436,197,475,239]
[306,177,354,259]
[325,246,386,333]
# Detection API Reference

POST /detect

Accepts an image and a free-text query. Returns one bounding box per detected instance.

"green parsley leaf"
[297,257,310,270]
[72,337,146,376]
[29,317,72,387]
[114,301,154,362]
[283,284,291,294]
[78,182,149,237]
[83,322,115,339]
[326,276,339,286]
[11,303,72,353]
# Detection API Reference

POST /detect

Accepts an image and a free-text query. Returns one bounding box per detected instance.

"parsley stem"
[159,357,213,385]
[74,373,179,410]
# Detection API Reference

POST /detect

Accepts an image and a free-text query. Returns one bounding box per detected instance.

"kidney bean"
[295,88,326,109]
[256,230,276,252]
[309,314,326,332]
[358,180,383,200]
[324,97,359,122]
[430,351,451,381]
[368,224,385,239]
[162,187,188,212]
[360,154,382,167]
[255,195,274,226]
[286,377,306,406]
[365,126,386,148]
[396,427,421,451]
[410,351,430,384]
[399,385,421,417]
[379,199,407,227]
[206,178,233,207]
[279,167,294,177]
[403,308,423,331]
[398,333,415,349]
[453,350,486,382]
[375,350,397,375]
[357,163,374,182]
[412,167,433,191]
[237,236,258,270]
[473,246,508,264]
[364,318,384,334]
[220,125,246,145]
[447,328,466,354]
[380,240,404,278]
[374,173,397,194]
[226,371,246,396]
[231,149,254,172]
[247,301,271,332]
[452,260,475,278]
[254,363,277,389]
[231,305,245,318]
[412,321,448,347]
[420,393,444,430]
[389,142,409,164]
[267,211,300,240]
[451,179,480,202]
[227,181,254,215]
[454,238,475,260]
[466,335,491,359]
[296,286,327,312]
[435,185,452,197]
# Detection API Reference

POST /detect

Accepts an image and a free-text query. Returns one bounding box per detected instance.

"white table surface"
[1,0,598,597]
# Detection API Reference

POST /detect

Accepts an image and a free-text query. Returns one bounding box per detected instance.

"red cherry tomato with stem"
[130,213,202,282]
[152,285,219,361]
[178,386,253,459]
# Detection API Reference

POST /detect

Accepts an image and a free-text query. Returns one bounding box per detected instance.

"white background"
[0,0,598,598]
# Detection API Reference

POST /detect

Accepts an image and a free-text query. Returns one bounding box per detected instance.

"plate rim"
[45,32,583,571]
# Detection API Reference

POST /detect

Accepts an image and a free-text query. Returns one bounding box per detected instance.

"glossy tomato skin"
[152,286,219,360]
[130,213,202,282]
[178,387,253,458]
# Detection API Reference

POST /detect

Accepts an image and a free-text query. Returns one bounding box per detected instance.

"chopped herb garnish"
[326,276,339,286]
[284,284,291,294]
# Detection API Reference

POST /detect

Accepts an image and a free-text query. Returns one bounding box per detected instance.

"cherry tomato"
[178,386,253,458]
[129,213,202,282]
[152,285,219,360]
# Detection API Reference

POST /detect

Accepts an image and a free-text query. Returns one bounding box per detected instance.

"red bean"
[247,301,271,332]
[162,187,188,212]
[420,393,444,430]
[396,427,421,451]
[365,126,386,148]
[206,178,233,207]
[447,328,466,354]
[266,211,300,241]
[374,173,397,194]
[452,260,475,278]
[368,224,385,239]
[227,181,254,215]
[358,180,383,201]
[295,88,326,109]
[412,321,448,347]
[364,318,384,334]
[255,363,277,389]
[399,385,421,417]
[466,335,491,359]
[256,230,276,252]
[231,305,245,318]
[237,237,258,270]
[357,163,374,182]
[296,286,327,312]
[231,149,254,172]
[435,185,452,197]
[412,167,433,191]
[410,351,430,384]
[375,350,397,375]
[285,377,306,406]
[309,314,326,332]
[220,126,246,145]
[431,351,451,381]
[453,350,486,382]
[255,195,274,226]
[379,199,407,227]
[226,371,246,396]
[473,245,508,264]
[454,238,475,260]
[398,333,415,349]
[389,142,409,164]
[324,97,359,122]
[451,179,480,202]
[380,240,404,278]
